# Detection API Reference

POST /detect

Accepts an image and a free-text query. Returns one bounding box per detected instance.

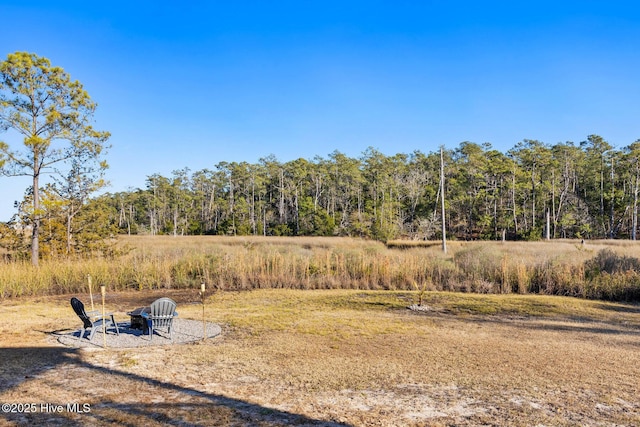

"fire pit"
[127,306,150,332]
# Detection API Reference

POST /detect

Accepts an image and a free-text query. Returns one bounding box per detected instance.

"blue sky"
[1,1,639,221]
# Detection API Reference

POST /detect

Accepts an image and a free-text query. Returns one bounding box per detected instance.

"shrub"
[582,249,640,301]
[584,271,640,301]
[584,248,640,276]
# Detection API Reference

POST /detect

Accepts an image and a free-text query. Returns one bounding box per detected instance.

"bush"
[584,271,640,301]
[582,249,640,301]
[584,248,640,276]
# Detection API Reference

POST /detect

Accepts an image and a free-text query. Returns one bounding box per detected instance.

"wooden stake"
[88,275,94,311]
[201,283,206,341]
[101,285,106,348]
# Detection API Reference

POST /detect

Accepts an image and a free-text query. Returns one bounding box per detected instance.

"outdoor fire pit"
[127,306,150,332]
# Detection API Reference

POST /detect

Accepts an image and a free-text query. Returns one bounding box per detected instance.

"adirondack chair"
[70,297,120,340]
[141,297,178,340]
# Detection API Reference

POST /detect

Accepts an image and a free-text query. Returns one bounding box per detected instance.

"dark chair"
[70,297,120,340]
[141,297,178,340]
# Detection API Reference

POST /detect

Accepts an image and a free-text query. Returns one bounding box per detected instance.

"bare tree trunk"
[633,173,639,241]
[263,204,267,236]
[510,171,517,235]
[440,147,447,254]
[128,204,133,235]
[66,212,73,254]
[294,189,300,234]
[251,179,256,235]
[531,162,536,231]
[279,169,285,223]
[31,171,40,267]
[610,156,615,238]
[173,207,178,237]
[551,170,556,238]
[545,209,550,240]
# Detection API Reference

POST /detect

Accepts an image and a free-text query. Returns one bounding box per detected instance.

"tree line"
[95,135,640,242]
[4,53,640,263]
[4,129,640,259]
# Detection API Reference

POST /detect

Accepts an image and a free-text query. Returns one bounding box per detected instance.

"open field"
[1,289,639,426]
[2,236,640,300]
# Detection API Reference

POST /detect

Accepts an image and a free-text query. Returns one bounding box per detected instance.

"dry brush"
[1,236,640,301]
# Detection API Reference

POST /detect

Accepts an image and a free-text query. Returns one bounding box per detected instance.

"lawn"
[1,288,639,426]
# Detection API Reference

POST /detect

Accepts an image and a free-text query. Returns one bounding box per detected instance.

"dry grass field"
[3,236,640,300]
[1,288,639,426]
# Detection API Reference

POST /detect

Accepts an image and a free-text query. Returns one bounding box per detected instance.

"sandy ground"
[1,290,639,426]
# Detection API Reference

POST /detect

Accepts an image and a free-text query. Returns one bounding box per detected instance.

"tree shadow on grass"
[0,347,351,427]
[408,307,640,346]
[592,302,640,315]
[521,318,640,339]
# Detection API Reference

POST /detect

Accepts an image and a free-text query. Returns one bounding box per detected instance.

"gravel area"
[56,318,221,348]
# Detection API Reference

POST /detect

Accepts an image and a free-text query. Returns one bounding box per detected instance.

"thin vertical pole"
[546,209,551,240]
[101,285,106,348]
[440,146,447,254]
[633,173,638,241]
[201,283,206,341]
[88,275,94,311]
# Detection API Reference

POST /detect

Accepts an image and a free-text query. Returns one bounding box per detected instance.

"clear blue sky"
[1,1,639,221]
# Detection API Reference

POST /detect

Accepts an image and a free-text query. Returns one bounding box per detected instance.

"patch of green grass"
[414,291,640,325]
[314,292,409,311]
[206,289,640,339]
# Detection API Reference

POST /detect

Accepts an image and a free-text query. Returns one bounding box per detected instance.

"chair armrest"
[140,312,177,319]
[89,312,115,320]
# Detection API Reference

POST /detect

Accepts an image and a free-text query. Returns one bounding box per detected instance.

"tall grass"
[1,236,640,301]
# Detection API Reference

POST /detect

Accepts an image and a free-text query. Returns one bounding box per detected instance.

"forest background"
[3,134,640,259]
[2,132,640,304]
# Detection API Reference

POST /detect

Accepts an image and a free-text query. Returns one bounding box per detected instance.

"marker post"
[200,283,206,341]
[88,275,94,311]
[101,285,106,348]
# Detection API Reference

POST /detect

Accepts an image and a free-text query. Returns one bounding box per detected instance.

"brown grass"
[4,236,640,301]
[1,289,639,426]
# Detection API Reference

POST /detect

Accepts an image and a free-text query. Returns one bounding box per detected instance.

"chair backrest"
[149,297,177,319]
[70,297,93,329]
